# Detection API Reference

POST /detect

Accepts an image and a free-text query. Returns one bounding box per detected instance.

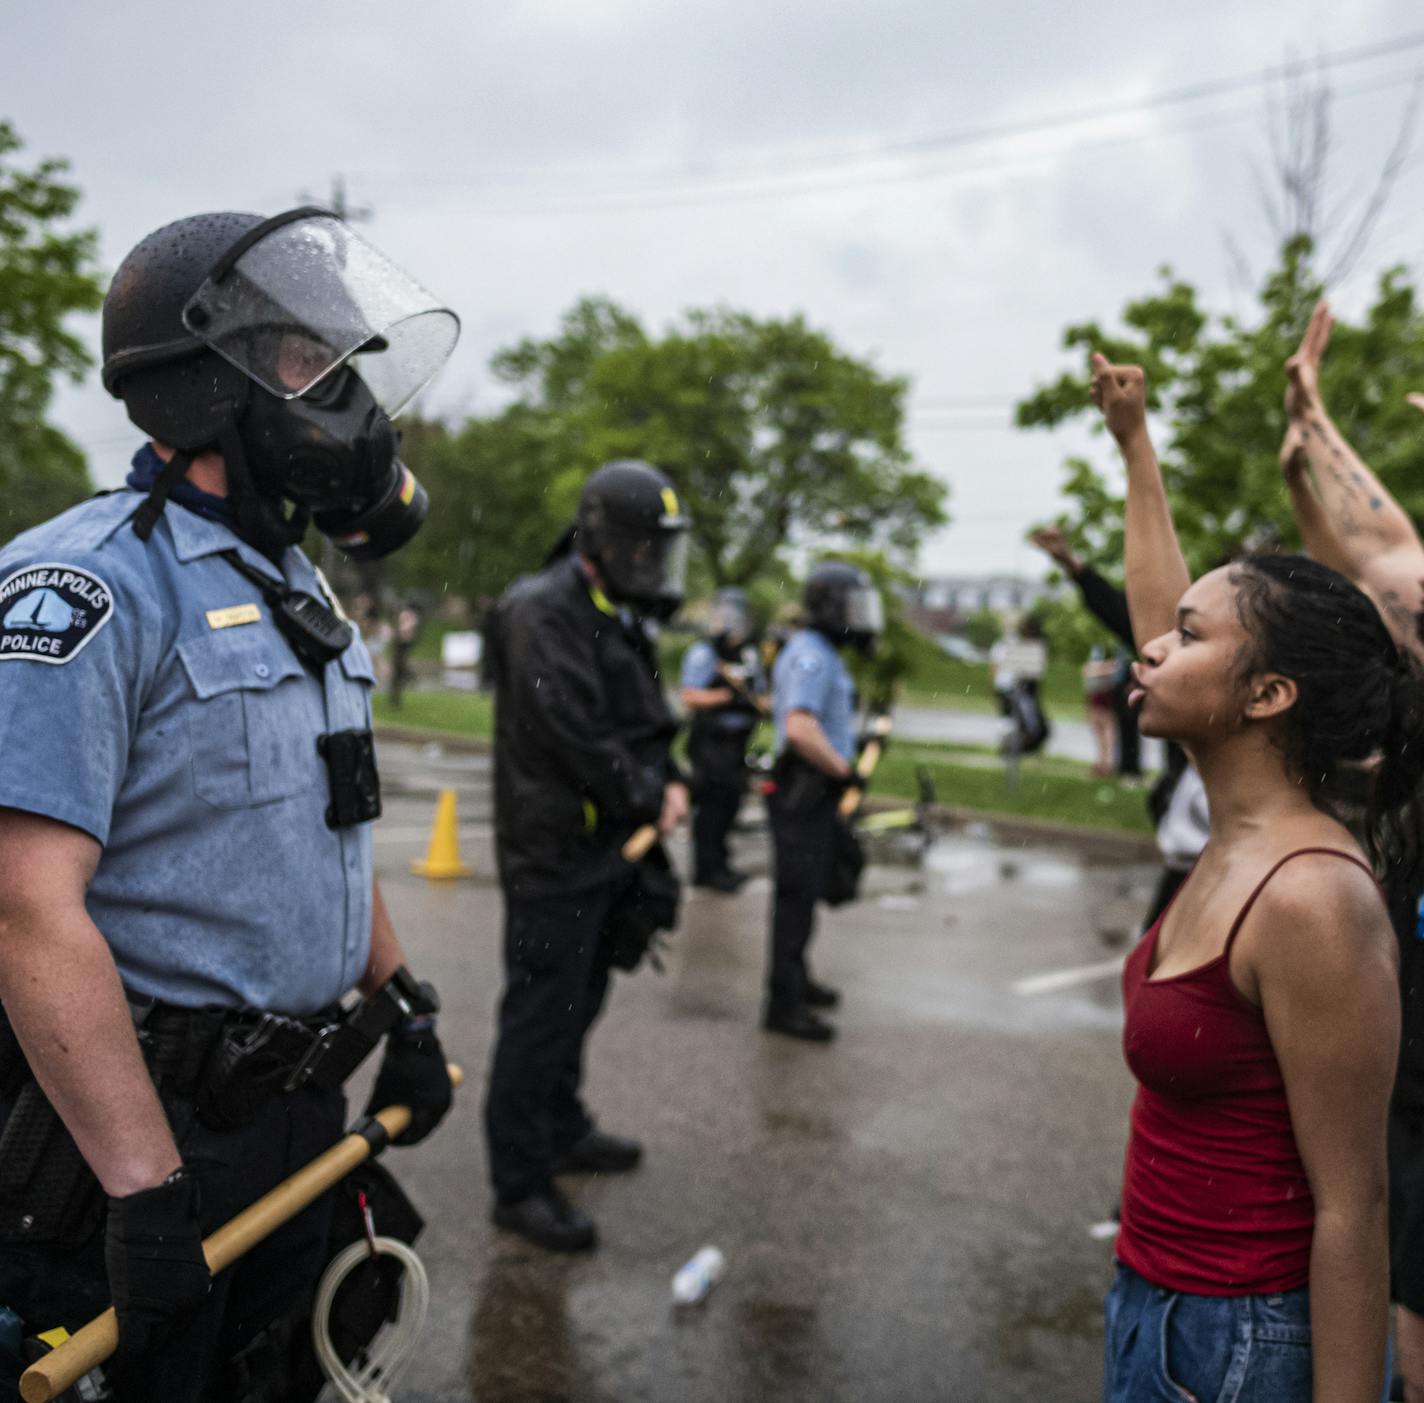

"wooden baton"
[19,1064,465,1403]
[621,825,660,863]
[838,714,894,818]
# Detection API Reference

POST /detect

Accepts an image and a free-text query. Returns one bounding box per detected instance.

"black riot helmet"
[574,460,690,619]
[101,207,459,560]
[803,561,884,654]
[707,586,752,650]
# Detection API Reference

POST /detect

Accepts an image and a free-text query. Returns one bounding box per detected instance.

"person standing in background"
[680,587,767,893]
[1083,645,1118,776]
[483,460,690,1252]
[765,562,883,1043]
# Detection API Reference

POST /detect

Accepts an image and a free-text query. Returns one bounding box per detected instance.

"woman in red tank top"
[1089,354,1423,1403]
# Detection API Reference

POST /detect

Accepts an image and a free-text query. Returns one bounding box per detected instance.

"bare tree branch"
[1323,72,1423,284]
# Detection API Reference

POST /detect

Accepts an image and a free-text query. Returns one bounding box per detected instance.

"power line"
[372,67,1424,219]
[357,31,1424,212]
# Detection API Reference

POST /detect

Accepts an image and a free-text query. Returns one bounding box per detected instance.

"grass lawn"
[872,741,1151,835]
[372,689,1151,835]
[896,655,1087,719]
[372,688,493,737]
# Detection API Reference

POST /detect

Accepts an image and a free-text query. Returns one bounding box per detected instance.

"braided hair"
[1230,552,1424,880]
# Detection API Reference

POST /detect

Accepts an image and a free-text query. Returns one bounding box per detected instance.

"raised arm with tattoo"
[1282,300,1424,659]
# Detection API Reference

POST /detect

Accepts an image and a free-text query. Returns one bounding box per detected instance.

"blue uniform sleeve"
[680,640,718,690]
[0,547,163,845]
[781,646,832,719]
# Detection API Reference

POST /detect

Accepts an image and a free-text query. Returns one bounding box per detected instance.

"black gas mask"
[101,207,456,561]
[236,362,427,560]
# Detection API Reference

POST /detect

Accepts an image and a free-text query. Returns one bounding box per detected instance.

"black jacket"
[1072,565,1133,649]
[487,556,678,896]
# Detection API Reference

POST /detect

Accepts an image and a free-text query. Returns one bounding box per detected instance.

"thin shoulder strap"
[1223,847,1376,957]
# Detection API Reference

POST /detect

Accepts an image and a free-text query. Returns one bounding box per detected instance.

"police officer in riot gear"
[484,459,689,1252]
[765,561,884,1042]
[680,587,767,891]
[0,209,455,1401]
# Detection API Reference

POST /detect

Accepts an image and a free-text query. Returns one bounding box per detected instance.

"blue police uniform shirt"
[772,628,856,761]
[680,638,766,733]
[0,473,377,1014]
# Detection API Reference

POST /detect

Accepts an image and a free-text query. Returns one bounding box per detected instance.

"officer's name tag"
[206,603,261,630]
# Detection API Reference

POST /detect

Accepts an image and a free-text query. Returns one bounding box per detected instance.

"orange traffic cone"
[411,788,473,878]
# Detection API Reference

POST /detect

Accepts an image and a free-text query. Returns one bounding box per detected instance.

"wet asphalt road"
[351,740,1159,1403]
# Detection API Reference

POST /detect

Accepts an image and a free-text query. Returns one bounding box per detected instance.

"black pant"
[767,792,837,1010]
[484,883,620,1204]
[689,727,751,882]
[1112,686,1142,776]
[0,1085,345,1403]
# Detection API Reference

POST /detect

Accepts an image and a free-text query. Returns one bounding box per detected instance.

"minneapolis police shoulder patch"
[0,562,114,665]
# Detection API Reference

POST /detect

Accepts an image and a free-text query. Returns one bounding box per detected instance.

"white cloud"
[16,0,1424,575]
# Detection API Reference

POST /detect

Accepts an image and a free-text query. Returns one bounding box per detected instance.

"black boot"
[694,869,747,893]
[803,978,841,1009]
[763,1004,836,1043]
[492,1187,598,1252]
[553,1129,643,1174]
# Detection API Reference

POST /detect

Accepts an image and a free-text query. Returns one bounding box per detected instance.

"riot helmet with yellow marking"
[575,460,690,619]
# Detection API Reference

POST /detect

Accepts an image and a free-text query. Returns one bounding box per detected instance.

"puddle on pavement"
[994,1285,1104,1371]
[927,835,1088,898]
[731,1298,820,1387]
[760,1107,843,1142]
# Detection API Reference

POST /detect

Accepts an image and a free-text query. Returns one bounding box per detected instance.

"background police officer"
[766,562,883,1043]
[0,209,455,1401]
[679,586,767,892]
[483,460,689,1252]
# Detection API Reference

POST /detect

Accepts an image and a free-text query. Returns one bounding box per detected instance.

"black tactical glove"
[364,1020,453,1146]
[104,1168,210,1374]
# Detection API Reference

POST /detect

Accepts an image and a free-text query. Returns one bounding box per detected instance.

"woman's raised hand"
[1284,298,1334,422]
[1089,353,1148,447]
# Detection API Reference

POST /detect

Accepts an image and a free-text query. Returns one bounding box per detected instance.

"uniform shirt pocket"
[178,633,320,808]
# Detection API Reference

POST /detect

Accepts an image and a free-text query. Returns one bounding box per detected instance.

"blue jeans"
[1104,1261,1316,1402]
[1104,1263,1394,1402]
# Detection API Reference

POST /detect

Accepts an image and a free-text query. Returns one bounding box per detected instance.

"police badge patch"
[0,563,114,664]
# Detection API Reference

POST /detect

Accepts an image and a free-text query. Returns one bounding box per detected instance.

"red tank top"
[1116,847,1376,1296]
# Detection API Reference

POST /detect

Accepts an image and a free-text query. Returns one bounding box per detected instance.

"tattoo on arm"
[1379,589,1424,646]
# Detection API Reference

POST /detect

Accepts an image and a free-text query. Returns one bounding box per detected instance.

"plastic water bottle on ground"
[672,1246,725,1306]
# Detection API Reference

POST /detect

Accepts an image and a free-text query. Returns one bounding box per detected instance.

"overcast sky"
[10,0,1424,578]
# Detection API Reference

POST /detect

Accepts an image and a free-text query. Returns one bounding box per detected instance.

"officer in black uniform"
[766,562,883,1043]
[679,587,767,892]
[0,209,455,1401]
[483,460,690,1251]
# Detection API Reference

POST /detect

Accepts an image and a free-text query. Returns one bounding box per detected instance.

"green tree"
[962,607,1003,653]
[1033,590,1120,668]
[496,297,949,588]
[0,122,103,540]
[393,406,577,615]
[1016,238,1424,576]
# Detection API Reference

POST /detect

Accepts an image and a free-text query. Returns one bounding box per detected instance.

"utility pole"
[297,175,384,615]
[300,173,373,225]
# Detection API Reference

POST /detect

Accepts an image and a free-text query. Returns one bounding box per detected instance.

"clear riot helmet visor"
[707,596,751,646]
[605,528,690,610]
[181,212,459,417]
[846,586,885,637]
